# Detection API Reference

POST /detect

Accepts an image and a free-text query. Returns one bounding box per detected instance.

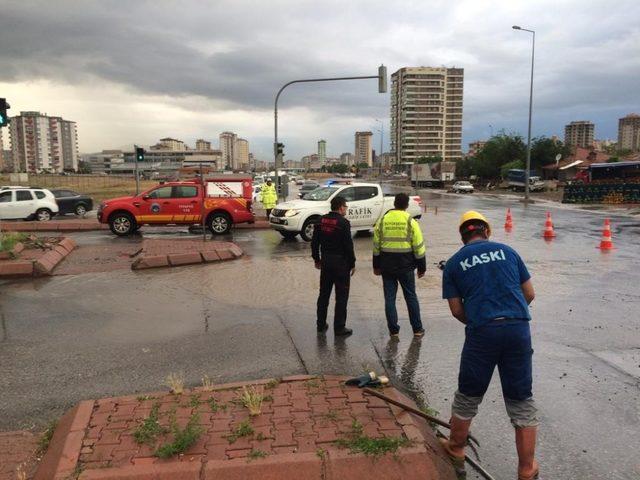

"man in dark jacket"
[311,195,356,336]
[373,193,426,337]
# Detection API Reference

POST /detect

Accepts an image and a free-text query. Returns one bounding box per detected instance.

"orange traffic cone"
[597,218,615,250]
[505,208,514,230]
[542,212,556,239]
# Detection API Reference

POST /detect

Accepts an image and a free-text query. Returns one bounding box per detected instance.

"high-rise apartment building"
[195,139,212,151]
[354,131,373,166]
[618,114,640,152]
[236,138,249,169]
[564,121,594,148]
[158,138,186,151]
[9,111,79,172]
[219,132,237,169]
[318,140,327,164]
[340,152,354,167]
[390,67,464,163]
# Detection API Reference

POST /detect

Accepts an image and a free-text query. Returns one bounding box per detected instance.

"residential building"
[354,131,373,167]
[195,139,212,151]
[542,147,610,181]
[236,138,249,170]
[318,140,327,164]
[219,132,237,169]
[618,114,640,152]
[158,137,186,151]
[390,66,464,163]
[8,111,79,173]
[340,152,354,166]
[564,121,595,148]
[468,141,486,157]
[379,152,395,169]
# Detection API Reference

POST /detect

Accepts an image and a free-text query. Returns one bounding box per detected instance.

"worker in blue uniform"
[440,211,539,480]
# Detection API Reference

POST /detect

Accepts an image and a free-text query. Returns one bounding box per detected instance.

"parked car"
[252,185,262,203]
[50,189,94,216]
[452,181,474,194]
[0,188,59,221]
[295,176,305,185]
[298,181,321,198]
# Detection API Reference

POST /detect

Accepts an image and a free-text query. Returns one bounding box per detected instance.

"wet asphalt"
[1,188,639,479]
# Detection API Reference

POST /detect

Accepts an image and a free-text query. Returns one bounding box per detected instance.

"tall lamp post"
[274,65,387,199]
[374,118,384,174]
[513,25,535,203]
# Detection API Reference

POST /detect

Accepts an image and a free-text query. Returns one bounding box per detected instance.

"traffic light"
[135,146,145,162]
[378,65,387,93]
[274,142,284,156]
[0,98,10,128]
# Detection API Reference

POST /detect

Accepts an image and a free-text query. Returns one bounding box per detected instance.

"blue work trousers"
[382,270,423,334]
[458,320,533,401]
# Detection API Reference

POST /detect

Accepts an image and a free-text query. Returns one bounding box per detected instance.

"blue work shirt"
[442,240,531,329]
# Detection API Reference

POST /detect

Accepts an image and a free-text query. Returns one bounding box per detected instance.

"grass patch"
[247,449,268,461]
[189,394,202,408]
[0,232,27,252]
[334,419,412,458]
[265,378,281,389]
[239,385,264,416]
[226,420,254,443]
[133,402,168,446]
[37,419,58,455]
[136,395,156,402]
[154,413,204,458]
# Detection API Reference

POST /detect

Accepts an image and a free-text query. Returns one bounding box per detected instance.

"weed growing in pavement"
[420,405,441,428]
[154,413,204,458]
[136,395,156,402]
[265,378,281,389]
[351,419,364,435]
[0,232,27,252]
[316,448,327,460]
[164,372,185,395]
[239,385,264,416]
[226,420,254,443]
[37,419,58,455]
[201,375,214,391]
[247,449,268,461]
[208,397,228,413]
[189,394,202,408]
[133,402,168,446]
[323,410,340,421]
[335,434,412,458]
[256,432,267,441]
[305,378,321,389]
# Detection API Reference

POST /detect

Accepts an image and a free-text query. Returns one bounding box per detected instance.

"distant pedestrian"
[440,210,538,480]
[372,193,426,338]
[311,195,355,336]
[260,178,277,218]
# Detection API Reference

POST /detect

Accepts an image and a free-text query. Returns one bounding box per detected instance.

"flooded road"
[1,190,639,479]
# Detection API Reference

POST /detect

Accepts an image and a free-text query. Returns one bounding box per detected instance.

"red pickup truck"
[97,178,254,236]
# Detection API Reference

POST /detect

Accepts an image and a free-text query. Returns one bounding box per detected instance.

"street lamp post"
[513,25,535,203]
[274,65,387,199]
[375,118,384,175]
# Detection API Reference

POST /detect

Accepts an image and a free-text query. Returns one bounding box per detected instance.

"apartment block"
[354,131,373,166]
[236,138,249,169]
[195,139,212,151]
[9,111,79,173]
[564,121,595,148]
[318,140,327,164]
[219,132,237,169]
[390,67,464,163]
[618,114,640,152]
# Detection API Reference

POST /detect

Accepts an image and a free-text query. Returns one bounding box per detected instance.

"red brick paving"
[0,431,38,480]
[35,376,456,479]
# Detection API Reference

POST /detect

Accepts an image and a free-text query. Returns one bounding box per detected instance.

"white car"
[269,182,423,241]
[452,181,474,194]
[252,184,262,203]
[0,188,59,221]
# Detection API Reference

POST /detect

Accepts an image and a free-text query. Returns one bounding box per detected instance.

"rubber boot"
[439,416,471,468]
[516,426,539,480]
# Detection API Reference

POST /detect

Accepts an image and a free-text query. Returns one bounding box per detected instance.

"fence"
[563,183,640,204]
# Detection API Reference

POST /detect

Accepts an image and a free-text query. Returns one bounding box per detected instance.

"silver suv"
[0,188,59,221]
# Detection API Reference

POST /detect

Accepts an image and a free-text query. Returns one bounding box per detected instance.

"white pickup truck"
[269,182,423,241]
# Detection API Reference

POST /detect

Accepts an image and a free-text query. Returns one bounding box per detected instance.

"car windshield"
[303,186,338,201]
[458,182,471,186]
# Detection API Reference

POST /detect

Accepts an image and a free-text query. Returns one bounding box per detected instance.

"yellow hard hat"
[459,210,490,230]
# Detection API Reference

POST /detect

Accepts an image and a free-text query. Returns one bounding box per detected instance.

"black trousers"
[316,256,351,330]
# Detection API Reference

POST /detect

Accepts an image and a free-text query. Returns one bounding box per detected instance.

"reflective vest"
[373,209,425,259]
[260,183,278,209]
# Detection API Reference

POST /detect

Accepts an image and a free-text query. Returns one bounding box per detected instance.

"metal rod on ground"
[361,387,478,445]
[361,388,495,480]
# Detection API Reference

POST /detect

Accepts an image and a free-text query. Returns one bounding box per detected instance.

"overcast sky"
[1,0,639,160]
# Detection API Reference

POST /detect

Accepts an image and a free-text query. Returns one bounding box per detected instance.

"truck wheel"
[35,208,52,222]
[109,212,135,236]
[209,212,232,235]
[300,217,319,242]
[279,231,298,240]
